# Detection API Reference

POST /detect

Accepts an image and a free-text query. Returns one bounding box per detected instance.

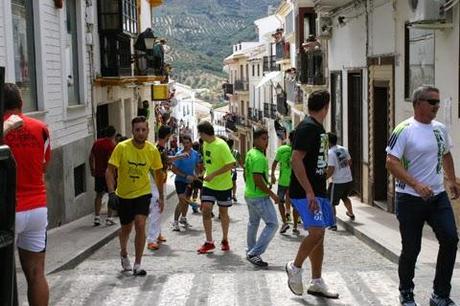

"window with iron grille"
[263,103,270,118]
[122,0,138,34]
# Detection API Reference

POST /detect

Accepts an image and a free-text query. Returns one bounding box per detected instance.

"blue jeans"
[396,191,458,297]
[245,196,279,256]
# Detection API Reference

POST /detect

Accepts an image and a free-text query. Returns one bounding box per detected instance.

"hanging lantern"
[54,0,64,9]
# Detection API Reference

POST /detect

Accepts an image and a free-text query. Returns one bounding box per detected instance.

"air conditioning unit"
[316,15,332,38]
[409,0,447,24]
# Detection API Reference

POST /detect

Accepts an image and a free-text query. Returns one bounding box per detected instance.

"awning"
[256,71,282,88]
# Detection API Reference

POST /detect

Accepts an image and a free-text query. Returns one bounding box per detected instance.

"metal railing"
[263,56,279,72]
[263,103,270,118]
[234,80,249,91]
[275,41,290,61]
[297,48,326,85]
[276,94,289,116]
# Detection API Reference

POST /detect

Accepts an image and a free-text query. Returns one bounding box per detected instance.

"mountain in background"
[152,0,279,103]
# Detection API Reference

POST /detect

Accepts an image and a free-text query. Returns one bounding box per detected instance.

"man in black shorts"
[326,133,355,230]
[106,116,163,276]
[89,126,117,226]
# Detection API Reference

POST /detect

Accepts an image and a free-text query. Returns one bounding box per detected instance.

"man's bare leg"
[219,206,230,241]
[134,215,147,265]
[18,248,49,306]
[201,202,213,242]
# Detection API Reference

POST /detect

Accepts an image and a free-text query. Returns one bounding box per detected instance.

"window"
[257,64,260,77]
[11,0,37,112]
[74,164,86,197]
[286,11,294,35]
[66,0,80,105]
[252,64,255,77]
[405,25,435,99]
[122,0,138,34]
[98,0,119,31]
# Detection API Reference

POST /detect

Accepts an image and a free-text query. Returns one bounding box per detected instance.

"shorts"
[201,187,233,207]
[16,207,48,253]
[95,176,107,193]
[232,169,237,181]
[277,185,289,203]
[118,194,152,225]
[329,181,353,206]
[175,181,192,197]
[191,179,203,190]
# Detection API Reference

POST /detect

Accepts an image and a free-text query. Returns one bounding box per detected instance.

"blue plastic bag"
[291,197,335,229]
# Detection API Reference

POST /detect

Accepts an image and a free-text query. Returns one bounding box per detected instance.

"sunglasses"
[423,99,440,106]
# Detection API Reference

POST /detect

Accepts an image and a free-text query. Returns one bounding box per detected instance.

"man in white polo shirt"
[386,85,459,306]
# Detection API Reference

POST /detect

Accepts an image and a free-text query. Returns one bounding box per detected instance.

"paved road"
[23,179,460,305]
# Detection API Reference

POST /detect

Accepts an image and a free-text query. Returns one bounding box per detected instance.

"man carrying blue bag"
[285,90,338,299]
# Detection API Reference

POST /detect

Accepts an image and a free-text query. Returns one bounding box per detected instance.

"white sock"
[290,263,301,273]
[311,278,322,284]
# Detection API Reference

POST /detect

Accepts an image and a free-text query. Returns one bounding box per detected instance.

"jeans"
[396,191,459,297]
[245,196,279,256]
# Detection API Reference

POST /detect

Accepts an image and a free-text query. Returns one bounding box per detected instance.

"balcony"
[224,114,238,132]
[234,80,249,92]
[263,103,270,118]
[258,110,263,121]
[235,115,251,128]
[222,83,234,100]
[275,41,290,61]
[100,33,132,77]
[297,48,326,86]
[263,56,280,72]
[276,94,289,116]
[285,78,303,104]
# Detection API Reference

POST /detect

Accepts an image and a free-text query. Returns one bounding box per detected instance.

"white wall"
[368,0,395,56]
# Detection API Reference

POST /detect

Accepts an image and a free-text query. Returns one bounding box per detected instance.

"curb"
[48,188,176,274]
[336,217,400,264]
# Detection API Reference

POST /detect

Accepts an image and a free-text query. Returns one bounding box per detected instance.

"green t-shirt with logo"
[244,148,269,198]
[202,137,236,190]
[275,144,292,187]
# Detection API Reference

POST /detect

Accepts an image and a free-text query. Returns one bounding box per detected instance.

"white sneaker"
[285,261,303,296]
[307,278,339,299]
[179,217,191,227]
[120,255,132,271]
[105,217,116,226]
[172,222,180,232]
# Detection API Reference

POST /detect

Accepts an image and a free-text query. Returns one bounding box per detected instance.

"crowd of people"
[2,83,459,306]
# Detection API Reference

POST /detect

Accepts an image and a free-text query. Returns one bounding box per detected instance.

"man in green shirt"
[245,128,279,267]
[196,121,236,254]
[271,131,299,234]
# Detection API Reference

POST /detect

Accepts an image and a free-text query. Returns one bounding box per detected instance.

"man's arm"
[271,160,278,185]
[204,162,235,182]
[170,164,195,182]
[105,164,118,193]
[291,149,317,211]
[89,153,96,177]
[326,165,335,180]
[443,152,460,199]
[254,173,279,203]
[153,168,165,211]
[386,154,433,199]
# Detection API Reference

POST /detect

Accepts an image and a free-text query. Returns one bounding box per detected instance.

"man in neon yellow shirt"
[106,116,163,276]
[196,121,236,254]
[245,127,279,266]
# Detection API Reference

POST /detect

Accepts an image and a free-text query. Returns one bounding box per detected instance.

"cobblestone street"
[28,177,460,306]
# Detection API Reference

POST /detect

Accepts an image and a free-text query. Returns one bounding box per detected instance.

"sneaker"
[399,289,417,306]
[307,279,339,299]
[133,264,147,276]
[197,242,216,254]
[329,225,338,231]
[285,261,303,296]
[105,217,116,226]
[346,212,356,220]
[120,255,132,271]
[172,222,180,232]
[247,254,268,267]
[280,223,290,234]
[292,228,300,235]
[157,235,167,243]
[94,216,101,226]
[430,293,456,306]
[147,242,159,250]
[221,240,230,251]
[179,217,191,227]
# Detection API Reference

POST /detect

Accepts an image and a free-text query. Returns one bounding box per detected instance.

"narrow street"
[25,176,459,306]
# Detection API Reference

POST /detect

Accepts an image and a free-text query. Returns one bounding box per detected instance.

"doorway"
[373,84,389,210]
[96,104,109,138]
[347,72,363,198]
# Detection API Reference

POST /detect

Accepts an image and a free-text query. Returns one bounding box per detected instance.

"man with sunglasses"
[386,86,459,306]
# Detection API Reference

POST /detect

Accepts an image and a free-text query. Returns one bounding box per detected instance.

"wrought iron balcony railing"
[263,56,279,72]
[234,80,249,91]
[275,41,290,61]
[297,49,326,85]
